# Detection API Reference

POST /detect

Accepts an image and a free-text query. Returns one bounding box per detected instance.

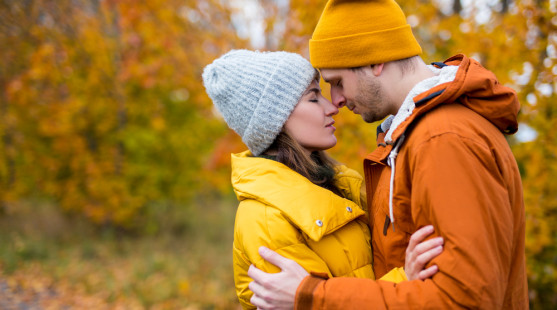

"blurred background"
[0,0,555,308]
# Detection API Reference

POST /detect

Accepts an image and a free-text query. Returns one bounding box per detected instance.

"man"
[247,0,528,309]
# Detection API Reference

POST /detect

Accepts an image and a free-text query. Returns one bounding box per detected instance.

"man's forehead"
[319,68,347,81]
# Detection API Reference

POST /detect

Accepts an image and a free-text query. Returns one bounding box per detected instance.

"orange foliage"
[0,0,247,226]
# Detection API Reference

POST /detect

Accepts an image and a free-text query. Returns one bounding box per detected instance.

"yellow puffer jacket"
[231,151,406,309]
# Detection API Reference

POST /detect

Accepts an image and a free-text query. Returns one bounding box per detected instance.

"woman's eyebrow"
[304,88,321,95]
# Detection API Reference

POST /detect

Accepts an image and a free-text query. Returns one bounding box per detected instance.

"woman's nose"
[323,98,339,116]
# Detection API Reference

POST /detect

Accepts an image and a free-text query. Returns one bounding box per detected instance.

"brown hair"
[392,55,418,74]
[264,132,342,196]
[349,55,418,74]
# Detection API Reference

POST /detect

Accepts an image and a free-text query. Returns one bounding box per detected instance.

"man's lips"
[348,104,359,114]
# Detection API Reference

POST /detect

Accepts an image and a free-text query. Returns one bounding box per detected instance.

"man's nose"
[331,89,346,108]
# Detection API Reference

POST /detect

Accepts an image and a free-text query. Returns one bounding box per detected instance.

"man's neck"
[391,60,436,113]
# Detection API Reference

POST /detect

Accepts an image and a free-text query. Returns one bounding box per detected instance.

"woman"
[202,50,442,309]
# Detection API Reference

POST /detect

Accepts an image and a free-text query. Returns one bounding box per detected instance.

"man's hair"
[349,66,365,72]
[349,56,418,74]
[265,132,341,196]
[393,56,418,74]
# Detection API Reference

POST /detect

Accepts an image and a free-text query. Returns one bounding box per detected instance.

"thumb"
[258,246,292,270]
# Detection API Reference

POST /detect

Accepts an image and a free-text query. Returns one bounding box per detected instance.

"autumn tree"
[0,0,247,228]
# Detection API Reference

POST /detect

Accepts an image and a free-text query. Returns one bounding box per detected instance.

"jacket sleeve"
[234,199,332,309]
[295,132,515,309]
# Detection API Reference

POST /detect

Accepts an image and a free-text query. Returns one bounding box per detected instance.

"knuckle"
[285,260,297,270]
[283,260,292,269]
[250,295,261,307]
[260,278,270,288]
[261,292,271,302]
[417,256,427,265]
[424,251,435,261]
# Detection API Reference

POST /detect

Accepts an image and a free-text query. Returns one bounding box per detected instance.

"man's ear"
[370,63,384,76]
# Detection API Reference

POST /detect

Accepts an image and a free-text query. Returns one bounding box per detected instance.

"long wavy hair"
[264,131,341,196]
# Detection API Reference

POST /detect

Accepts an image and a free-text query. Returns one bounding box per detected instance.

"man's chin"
[361,114,376,123]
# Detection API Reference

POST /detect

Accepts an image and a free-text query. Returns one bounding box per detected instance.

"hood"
[385,54,520,145]
[231,150,365,242]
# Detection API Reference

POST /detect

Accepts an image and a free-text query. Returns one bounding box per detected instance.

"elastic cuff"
[309,25,421,68]
[294,273,328,310]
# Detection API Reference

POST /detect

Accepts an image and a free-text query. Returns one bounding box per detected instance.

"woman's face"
[284,80,339,153]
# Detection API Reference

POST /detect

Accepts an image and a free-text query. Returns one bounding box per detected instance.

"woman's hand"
[405,225,444,281]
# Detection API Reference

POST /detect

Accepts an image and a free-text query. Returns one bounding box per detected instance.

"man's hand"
[405,225,444,280]
[248,246,309,310]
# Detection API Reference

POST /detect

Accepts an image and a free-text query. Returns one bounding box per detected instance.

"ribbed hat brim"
[310,25,422,68]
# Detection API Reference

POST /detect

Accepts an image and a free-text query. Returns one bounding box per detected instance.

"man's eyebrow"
[321,76,337,84]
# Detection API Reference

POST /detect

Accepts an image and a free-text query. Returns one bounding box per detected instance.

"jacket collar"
[231,151,365,242]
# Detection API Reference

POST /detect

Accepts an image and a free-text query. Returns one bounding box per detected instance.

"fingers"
[251,293,271,309]
[249,275,273,309]
[249,280,268,303]
[258,246,293,270]
[405,226,444,281]
[416,245,443,269]
[249,278,264,296]
[248,264,269,283]
[419,265,439,280]
[414,237,444,256]
[247,248,304,309]
[407,225,434,251]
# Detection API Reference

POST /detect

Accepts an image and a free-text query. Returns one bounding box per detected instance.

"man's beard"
[353,74,390,123]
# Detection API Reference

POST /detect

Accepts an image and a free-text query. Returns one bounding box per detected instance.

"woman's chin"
[323,137,338,150]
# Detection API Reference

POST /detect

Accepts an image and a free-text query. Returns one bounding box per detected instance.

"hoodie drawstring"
[387,134,406,232]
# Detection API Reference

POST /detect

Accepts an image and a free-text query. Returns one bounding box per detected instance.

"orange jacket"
[295,55,528,309]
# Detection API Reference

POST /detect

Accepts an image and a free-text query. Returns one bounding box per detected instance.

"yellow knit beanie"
[309,0,422,68]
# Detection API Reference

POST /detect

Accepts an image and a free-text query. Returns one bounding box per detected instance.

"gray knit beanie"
[202,50,317,156]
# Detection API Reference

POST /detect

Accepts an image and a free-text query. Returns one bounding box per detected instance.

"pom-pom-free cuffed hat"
[309,0,422,68]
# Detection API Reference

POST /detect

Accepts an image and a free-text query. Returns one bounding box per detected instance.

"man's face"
[320,67,392,123]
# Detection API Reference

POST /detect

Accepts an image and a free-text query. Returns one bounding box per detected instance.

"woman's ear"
[370,63,385,76]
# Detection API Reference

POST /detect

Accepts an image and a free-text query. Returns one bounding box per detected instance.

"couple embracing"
[203,0,528,309]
